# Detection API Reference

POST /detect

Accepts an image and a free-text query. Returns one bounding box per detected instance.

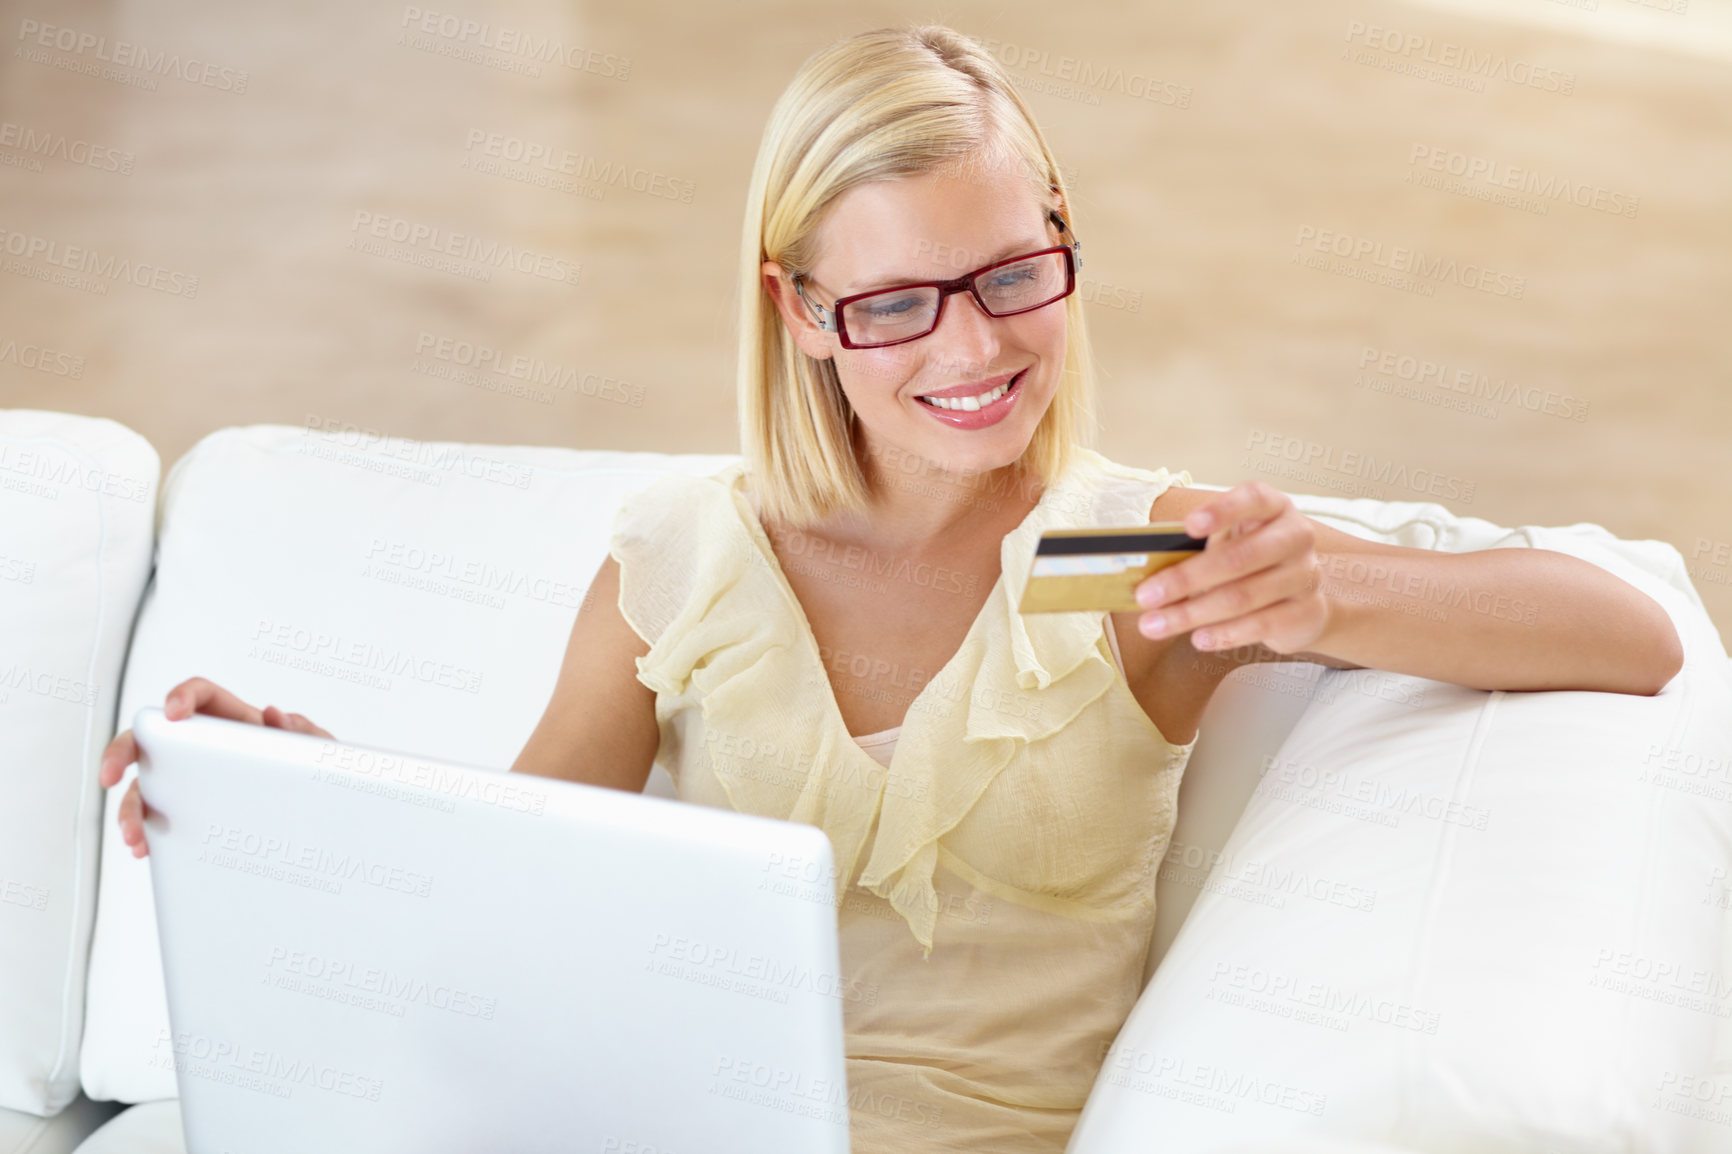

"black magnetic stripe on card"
[1035,532,1205,556]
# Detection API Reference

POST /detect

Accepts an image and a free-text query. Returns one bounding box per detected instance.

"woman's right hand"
[99,677,333,859]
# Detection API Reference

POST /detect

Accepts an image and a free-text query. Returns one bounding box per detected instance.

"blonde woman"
[105,24,1682,1152]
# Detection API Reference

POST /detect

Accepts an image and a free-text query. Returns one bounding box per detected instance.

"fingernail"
[1142,613,1166,637]
[1136,581,1164,608]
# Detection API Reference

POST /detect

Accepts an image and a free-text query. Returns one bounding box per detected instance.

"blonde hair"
[738,25,1098,529]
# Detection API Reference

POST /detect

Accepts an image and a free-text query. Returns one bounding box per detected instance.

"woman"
[104,25,1682,1152]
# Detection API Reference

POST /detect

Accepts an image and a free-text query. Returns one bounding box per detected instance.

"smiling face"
[768,152,1069,485]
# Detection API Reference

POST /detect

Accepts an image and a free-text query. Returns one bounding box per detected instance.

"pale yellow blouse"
[608,446,1198,1153]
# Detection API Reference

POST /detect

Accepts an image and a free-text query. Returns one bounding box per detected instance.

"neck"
[836,440,1044,554]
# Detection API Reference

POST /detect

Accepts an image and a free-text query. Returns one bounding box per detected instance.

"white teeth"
[920,380,1012,411]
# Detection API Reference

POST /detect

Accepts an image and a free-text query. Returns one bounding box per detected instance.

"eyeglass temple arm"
[1050,210,1083,271]
[791,275,837,333]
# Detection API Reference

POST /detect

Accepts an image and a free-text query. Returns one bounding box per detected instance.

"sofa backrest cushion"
[79,424,733,1102]
[0,411,157,1116]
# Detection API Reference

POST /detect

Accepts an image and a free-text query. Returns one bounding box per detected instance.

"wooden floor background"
[2,0,1728,641]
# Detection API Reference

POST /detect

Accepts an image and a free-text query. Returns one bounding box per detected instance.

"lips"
[915,370,1022,412]
[915,371,1019,402]
[912,370,1026,429]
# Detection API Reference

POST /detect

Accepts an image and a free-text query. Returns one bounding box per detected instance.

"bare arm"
[1143,490,1682,696]
[1298,535,1682,695]
[510,554,659,791]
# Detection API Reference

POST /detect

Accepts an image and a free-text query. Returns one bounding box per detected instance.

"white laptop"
[130,706,852,1154]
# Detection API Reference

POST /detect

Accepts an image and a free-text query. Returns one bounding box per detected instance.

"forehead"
[810,154,1049,289]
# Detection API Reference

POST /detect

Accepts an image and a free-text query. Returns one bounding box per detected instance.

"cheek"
[837,349,918,398]
[1017,310,1068,375]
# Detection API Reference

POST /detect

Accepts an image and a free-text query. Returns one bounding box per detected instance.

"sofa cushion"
[66,1103,1442,1154]
[0,1097,125,1154]
[0,412,157,1116]
[79,423,736,1102]
[1070,524,1732,1151]
[66,1100,181,1154]
[1149,490,1718,978]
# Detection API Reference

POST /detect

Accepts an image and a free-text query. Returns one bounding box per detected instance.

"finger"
[98,729,138,789]
[1187,594,1322,654]
[118,780,138,834]
[289,713,335,740]
[1140,558,1316,641]
[1140,515,1308,608]
[119,781,145,854]
[165,677,264,725]
[263,707,333,740]
[1181,480,1287,541]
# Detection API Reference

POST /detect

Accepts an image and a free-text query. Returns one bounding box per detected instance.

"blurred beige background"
[2,0,1728,640]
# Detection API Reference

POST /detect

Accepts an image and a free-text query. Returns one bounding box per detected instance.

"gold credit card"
[1018,522,1206,614]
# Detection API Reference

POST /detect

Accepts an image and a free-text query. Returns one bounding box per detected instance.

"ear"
[1047,185,1074,233]
[762,260,836,362]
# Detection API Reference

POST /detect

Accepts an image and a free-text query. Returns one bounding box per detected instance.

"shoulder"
[1060,448,1198,526]
[609,462,753,594]
[1071,447,1189,489]
[607,462,771,658]
[613,462,746,537]
[1149,483,1215,523]
[626,460,745,503]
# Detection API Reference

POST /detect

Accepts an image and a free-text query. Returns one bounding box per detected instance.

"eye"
[865,293,930,319]
[985,262,1041,288]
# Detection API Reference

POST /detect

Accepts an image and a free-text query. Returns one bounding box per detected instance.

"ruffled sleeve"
[608,464,771,696]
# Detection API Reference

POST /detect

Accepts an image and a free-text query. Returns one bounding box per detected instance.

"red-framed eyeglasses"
[792,212,1084,350]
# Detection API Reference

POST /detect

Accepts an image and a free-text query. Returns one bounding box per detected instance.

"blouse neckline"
[728,464,1066,751]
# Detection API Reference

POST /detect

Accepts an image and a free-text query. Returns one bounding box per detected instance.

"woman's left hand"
[1134,481,1331,655]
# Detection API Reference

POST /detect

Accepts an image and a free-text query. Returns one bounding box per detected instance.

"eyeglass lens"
[841,250,1070,347]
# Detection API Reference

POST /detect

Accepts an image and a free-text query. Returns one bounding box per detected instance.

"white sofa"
[3,408,1729,1154]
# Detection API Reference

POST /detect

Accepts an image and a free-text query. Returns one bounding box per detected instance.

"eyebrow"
[846,235,1050,295]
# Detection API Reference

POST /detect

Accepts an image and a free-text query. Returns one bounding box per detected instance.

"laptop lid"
[131,706,852,1154]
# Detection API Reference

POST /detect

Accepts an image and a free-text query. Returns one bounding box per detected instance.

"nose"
[928,287,1001,372]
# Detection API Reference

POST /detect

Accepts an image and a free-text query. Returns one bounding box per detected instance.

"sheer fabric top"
[608,446,1198,1152]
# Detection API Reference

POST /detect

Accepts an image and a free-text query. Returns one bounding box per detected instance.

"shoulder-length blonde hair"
[738,25,1098,530]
